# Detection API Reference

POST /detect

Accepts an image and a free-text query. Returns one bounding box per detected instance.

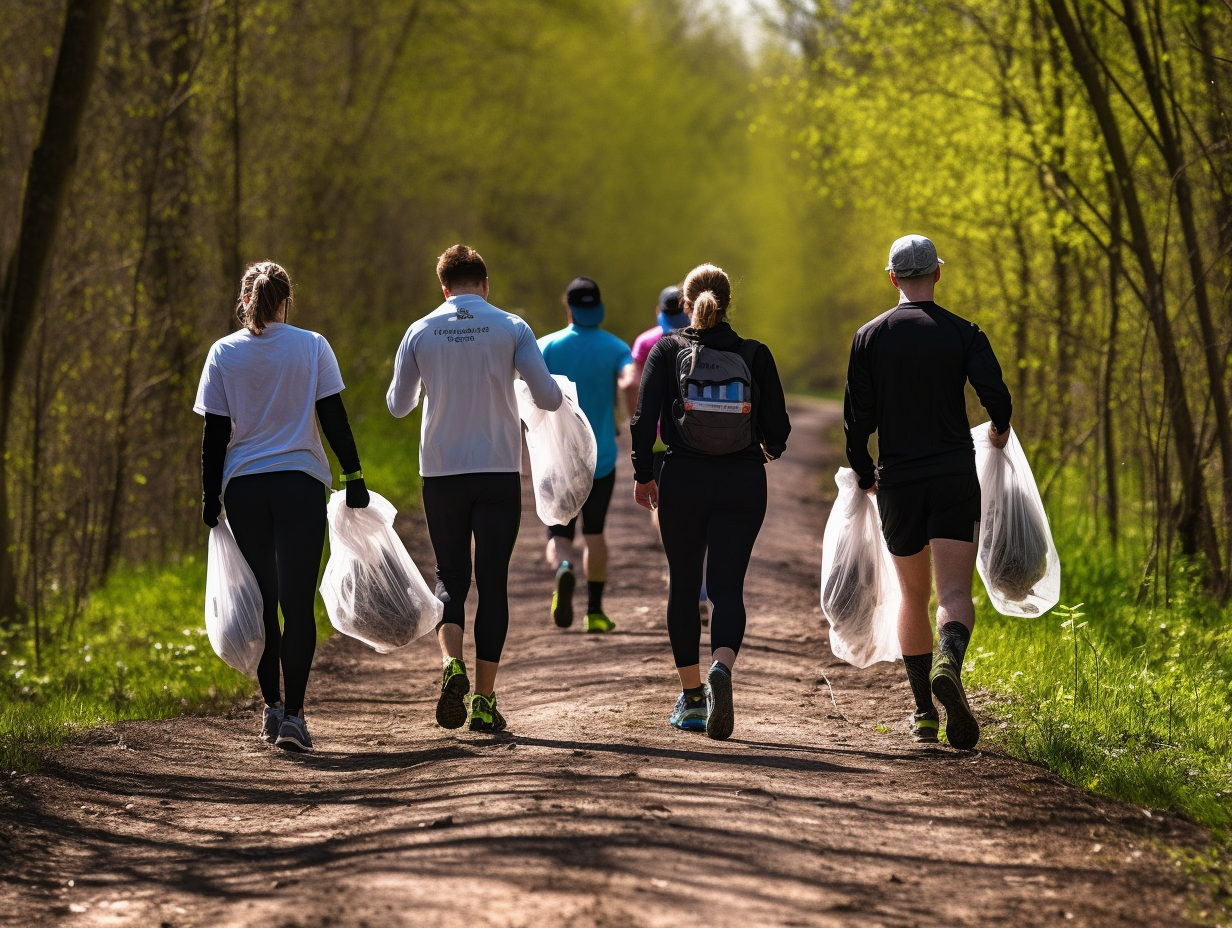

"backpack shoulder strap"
[736,338,762,371]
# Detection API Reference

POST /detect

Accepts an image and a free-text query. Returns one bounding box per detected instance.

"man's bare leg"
[929,537,980,749]
[892,547,939,741]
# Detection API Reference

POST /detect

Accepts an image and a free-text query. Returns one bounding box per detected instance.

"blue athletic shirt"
[537,324,634,479]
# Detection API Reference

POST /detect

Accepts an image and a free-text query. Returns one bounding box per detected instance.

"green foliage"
[0,558,264,769]
[967,491,1232,835]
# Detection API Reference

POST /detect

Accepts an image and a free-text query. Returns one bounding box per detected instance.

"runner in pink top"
[632,285,689,382]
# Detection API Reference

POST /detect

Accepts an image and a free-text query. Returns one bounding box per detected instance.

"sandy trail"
[0,398,1203,927]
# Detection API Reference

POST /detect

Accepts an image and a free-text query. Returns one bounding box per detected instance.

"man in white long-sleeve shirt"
[388,244,562,733]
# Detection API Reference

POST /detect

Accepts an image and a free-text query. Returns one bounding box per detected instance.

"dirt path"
[0,399,1206,927]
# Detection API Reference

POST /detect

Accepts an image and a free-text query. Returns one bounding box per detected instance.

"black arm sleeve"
[630,339,671,483]
[966,328,1013,434]
[315,392,362,475]
[752,344,790,459]
[202,413,230,507]
[843,335,878,489]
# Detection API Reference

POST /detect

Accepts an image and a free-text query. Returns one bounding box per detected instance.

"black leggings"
[224,470,327,716]
[657,456,767,668]
[421,472,522,664]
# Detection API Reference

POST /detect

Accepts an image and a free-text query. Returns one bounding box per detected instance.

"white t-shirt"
[193,322,345,489]
[387,294,563,477]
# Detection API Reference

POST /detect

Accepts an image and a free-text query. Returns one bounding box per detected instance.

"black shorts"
[652,450,666,485]
[877,473,981,557]
[548,468,617,539]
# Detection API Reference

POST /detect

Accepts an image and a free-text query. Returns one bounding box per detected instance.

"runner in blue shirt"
[538,277,638,633]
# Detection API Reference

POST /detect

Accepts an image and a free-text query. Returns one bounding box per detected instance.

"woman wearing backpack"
[195,261,369,753]
[630,263,790,740]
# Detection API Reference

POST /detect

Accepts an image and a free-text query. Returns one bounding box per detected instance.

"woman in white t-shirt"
[194,261,368,752]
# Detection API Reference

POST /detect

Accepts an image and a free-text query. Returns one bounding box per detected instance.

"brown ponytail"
[236,261,293,335]
[682,263,731,330]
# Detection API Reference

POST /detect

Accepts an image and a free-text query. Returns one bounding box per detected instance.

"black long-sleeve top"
[843,301,1012,490]
[201,392,362,506]
[630,321,791,483]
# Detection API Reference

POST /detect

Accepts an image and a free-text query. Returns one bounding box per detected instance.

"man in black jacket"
[844,235,1012,750]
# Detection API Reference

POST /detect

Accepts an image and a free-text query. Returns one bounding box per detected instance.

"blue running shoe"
[260,704,284,744]
[669,690,707,732]
[552,562,575,628]
[275,714,313,752]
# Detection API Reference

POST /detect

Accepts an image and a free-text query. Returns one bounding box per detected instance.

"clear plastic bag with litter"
[972,422,1061,616]
[204,518,265,676]
[320,489,443,652]
[819,468,901,668]
[516,375,597,526]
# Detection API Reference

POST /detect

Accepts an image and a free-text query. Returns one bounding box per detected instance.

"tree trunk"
[228,0,241,325]
[0,0,113,626]
[1103,171,1121,547]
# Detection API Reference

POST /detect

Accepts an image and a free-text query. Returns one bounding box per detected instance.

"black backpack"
[671,335,762,455]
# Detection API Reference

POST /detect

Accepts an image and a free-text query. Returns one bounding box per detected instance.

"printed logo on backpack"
[671,336,761,455]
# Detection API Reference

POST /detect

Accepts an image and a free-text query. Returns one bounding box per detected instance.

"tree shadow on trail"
[511,735,877,775]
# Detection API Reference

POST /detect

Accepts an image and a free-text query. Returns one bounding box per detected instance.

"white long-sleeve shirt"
[387,294,563,477]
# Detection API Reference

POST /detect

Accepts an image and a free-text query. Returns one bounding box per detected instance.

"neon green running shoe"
[436,657,470,730]
[585,612,615,633]
[468,691,507,733]
[930,652,980,750]
[912,709,940,744]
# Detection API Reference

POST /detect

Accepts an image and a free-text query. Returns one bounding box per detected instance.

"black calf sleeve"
[903,652,935,714]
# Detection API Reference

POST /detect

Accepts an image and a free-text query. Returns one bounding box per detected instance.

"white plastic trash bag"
[204,518,265,677]
[819,468,901,668]
[972,422,1061,616]
[320,489,442,652]
[516,374,597,526]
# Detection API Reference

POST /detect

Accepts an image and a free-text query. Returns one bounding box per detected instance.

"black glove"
[202,496,221,528]
[345,477,370,509]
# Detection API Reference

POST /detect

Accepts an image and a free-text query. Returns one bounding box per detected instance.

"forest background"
[1,0,1230,863]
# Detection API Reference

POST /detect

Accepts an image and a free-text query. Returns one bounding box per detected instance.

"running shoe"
[436,657,470,730]
[468,692,507,733]
[275,714,313,752]
[930,652,980,750]
[260,704,284,743]
[585,612,615,633]
[705,661,734,741]
[552,562,575,628]
[669,690,707,732]
[911,709,940,744]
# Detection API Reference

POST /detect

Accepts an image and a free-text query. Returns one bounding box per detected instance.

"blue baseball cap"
[657,285,689,330]
[566,276,605,326]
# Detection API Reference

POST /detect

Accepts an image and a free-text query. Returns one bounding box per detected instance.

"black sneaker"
[705,661,734,741]
[436,658,470,729]
[911,709,940,743]
[552,562,575,628]
[931,652,980,750]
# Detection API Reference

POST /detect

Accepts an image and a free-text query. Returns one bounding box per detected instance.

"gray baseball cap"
[885,234,945,277]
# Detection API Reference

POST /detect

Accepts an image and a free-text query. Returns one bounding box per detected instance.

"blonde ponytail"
[691,291,722,329]
[682,264,731,330]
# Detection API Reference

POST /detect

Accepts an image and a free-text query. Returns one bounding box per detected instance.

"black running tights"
[224,470,327,715]
[421,472,522,664]
[657,456,767,668]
